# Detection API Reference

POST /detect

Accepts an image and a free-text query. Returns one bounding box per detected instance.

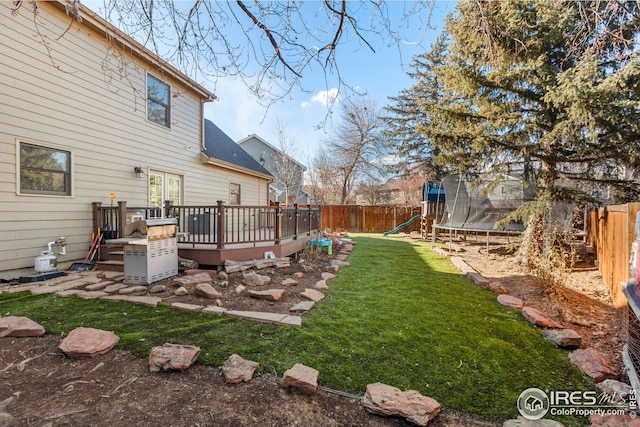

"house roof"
[237,134,307,170]
[201,120,274,180]
[50,1,216,102]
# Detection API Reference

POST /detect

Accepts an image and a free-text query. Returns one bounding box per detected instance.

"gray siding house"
[237,134,310,205]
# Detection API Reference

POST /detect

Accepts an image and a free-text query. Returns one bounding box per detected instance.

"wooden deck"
[177,232,320,267]
[94,201,321,269]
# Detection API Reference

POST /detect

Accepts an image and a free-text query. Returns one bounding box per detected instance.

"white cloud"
[305,88,340,108]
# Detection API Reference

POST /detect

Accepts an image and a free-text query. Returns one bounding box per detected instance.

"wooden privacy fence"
[321,205,423,233]
[586,202,640,308]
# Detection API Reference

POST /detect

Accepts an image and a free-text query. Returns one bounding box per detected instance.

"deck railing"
[92,200,321,249]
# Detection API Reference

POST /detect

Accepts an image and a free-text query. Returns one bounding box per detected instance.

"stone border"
[0,239,355,329]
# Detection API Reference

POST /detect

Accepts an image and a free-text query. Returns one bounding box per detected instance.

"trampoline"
[432,174,536,252]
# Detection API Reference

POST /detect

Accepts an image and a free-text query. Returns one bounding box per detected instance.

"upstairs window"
[19,142,72,196]
[147,74,170,127]
[230,183,241,205]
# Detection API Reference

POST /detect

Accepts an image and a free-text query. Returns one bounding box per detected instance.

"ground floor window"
[19,141,72,196]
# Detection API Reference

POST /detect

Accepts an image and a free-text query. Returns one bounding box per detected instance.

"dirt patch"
[0,235,624,426]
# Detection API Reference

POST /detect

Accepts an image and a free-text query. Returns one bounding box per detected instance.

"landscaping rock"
[103,283,127,293]
[248,289,285,301]
[521,307,563,328]
[85,281,114,291]
[185,269,215,277]
[119,285,147,295]
[281,363,319,395]
[222,354,259,384]
[313,280,329,291]
[175,286,189,296]
[148,343,200,373]
[503,416,565,426]
[149,284,166,293]
[488,281,508,294]
[76,291,109,299]
[467,272,490,286]
[217,271,229,280]
[362,382,441,427]
[203,306,227,315]
[59,327,119,358]
[325,265,340,273]
[98,271,124,281]
[178,257,199,270]
[597,379,633,400]
[497,294,524,309]
[290,301,315,313]
[55,289,83,297]
[242,271,271,286]
[330,260,350,268]
[321,272,336,281]
[293,272,305,279]
[171,302,204,311]
[99,295,162,307]
[224,310,301,327]
[281,278,298,287]
[542,329,582,348]
[174,272,212,286]
[301,288,325,302]
[568,348,618,382]
[235,285,246,295]
[0,316,45,337]
[194,283,222,299]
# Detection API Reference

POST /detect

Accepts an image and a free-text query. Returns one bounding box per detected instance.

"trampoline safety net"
[436,175,536,233]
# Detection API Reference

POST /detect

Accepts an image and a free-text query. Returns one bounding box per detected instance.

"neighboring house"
[237,134,310,205]
[0,1,272,271]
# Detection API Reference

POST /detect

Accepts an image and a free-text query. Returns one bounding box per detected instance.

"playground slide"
[383,214,422,236]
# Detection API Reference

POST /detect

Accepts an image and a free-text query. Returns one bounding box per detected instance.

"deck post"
[293,203,299,240]
[92,202,101,233]
[117,201,127,238]
[164,200,173,218]
[216,200,225,250]
[274,202,281,245]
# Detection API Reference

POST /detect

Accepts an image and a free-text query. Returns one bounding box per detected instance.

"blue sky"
[85,1,455,164]
[204,2,455,164]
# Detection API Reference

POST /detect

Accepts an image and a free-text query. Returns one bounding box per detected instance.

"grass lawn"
[0,234,595,424]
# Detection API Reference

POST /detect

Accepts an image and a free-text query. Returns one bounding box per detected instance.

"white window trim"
[146,73,171,129]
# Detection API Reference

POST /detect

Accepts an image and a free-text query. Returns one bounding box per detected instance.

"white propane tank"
[35,251,57,273]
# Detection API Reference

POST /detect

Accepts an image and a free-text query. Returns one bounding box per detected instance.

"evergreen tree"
[387,0,640,203]
[382,36,449,180]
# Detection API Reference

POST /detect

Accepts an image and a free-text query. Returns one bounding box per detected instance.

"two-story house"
[237,134,311,205]
[0,1,275,272]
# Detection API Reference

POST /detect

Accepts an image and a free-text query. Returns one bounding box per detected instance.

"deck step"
[96,260,124,272]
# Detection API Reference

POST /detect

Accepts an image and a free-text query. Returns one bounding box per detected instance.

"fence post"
[308,206,313,235]
[293,203,299,240]
[117,201,127,238]
[216,200,225,250]
[275,202,282,245]
[92,202,102,233]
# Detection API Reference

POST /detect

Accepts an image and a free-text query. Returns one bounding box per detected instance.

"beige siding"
[0,2,268,271]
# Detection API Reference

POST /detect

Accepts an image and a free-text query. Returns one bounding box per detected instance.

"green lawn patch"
[0,234,594,424]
